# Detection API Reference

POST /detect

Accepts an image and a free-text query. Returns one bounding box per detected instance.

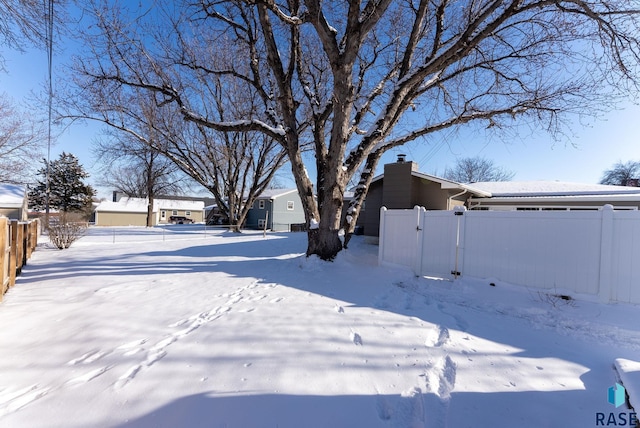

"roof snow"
[0,184,26,207]
[95,197,204,213]
[469,181,640,198]
[256,188,298,199]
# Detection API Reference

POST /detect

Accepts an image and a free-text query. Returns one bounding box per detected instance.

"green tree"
[29,152,95,218]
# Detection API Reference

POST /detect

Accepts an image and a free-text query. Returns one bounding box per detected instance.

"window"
[258,219,265,228]
[258,200,265,209]
[185,211,191,216]
[172,210,178,215]
[161,210,166,219]
[287,201,294,210]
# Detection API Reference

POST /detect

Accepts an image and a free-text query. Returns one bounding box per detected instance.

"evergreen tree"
[29,152,96,215]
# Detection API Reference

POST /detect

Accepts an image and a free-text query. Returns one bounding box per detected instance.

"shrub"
[47,221,86,249]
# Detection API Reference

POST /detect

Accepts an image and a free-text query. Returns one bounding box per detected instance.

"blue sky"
[2,41,639,199]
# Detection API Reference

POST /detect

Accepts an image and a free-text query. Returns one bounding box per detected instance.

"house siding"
[245,190,305,231]
[0,208,25,221]
[245,199,272,229]
[363,160,471,237]
[271,195,304,231]
[158,209,204,224]
[96,212,149,226]
[364,180,383,237]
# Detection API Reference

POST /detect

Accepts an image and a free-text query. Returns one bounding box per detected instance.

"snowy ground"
[0,225,638,428]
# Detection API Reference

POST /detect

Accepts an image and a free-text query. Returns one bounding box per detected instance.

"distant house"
[94,197,204,226]
[156,199,205,224]
[0,184,28,221]
[245,189,305,231]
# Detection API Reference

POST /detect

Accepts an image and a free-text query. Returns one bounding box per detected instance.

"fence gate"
[418,209,462,279]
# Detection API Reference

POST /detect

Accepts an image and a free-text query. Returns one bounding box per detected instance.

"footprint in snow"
[335,304,344,313]
[424,325,450,348]
[66,366,113,386]
[67,350,110,366]
[270,297,283,303]
[351,331,363,346]
[0,384,51,416]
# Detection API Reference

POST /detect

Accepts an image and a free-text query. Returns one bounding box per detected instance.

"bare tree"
[0,95,44,183]
[600,160,640,186]
[0,0,47,63]
[94,131,191,227]
[444,157,515,183]
[72,0,640,259]
[62,68,287,231]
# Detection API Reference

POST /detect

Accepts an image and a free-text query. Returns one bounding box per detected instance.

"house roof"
[0,184,26,208]
[256,188,299,199]
[468,181,640,198]
[96,197,204,213]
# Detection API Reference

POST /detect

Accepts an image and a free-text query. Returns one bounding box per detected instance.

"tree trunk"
[146,196,154,227]
[306,227,342,260]
[342,152,383,248]
[306,185,344,260]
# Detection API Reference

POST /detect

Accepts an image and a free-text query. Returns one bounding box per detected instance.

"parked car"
[169,215,194,224]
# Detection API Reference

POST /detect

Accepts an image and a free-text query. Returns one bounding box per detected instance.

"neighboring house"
[361,155,489,237]
[245,189,305,231]
[362,155,640,238]
[156,199,205,224]
[94,197,204,226]
[94,198,150,226]
[0,184,28,221]
[467,181,640,211]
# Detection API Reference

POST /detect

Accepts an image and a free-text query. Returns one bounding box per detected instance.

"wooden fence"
[0,218,39,302]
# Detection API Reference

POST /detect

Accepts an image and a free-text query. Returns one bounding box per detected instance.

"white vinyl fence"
[378,205,640,304]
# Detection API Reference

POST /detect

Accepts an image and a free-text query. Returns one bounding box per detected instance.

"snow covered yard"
[0,226,638,428]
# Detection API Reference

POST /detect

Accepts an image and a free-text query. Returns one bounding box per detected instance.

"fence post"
[378,206,387,266]
[26,220,34,259]
[598,205,614,303]
[413,206,426,276]
[0,217,8,300]
[9,219,18,287]
[452,206,467,279]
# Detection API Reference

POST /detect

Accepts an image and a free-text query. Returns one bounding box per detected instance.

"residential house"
[156,199,205,224]
[94,197,204,226]
[245,189,305,231]
[361,156,640,238]
[361,155,489,237]
[467,181,640,211]
[0,184,28,221]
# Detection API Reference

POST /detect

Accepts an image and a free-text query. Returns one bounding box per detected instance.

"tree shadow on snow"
[113,388,604,428]
[17,233,627,426]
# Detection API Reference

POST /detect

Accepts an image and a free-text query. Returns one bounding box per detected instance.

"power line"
[45,0,54,225]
